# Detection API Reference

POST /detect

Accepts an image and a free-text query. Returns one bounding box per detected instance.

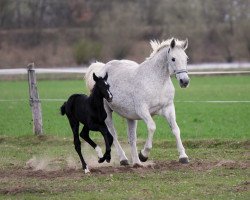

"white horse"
[85,38,190,166]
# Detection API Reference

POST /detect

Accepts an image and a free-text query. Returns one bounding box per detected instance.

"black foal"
[60,73,113,173]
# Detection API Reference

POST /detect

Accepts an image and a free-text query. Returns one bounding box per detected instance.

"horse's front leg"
[137,108,156,162]
[160,104,189,163]
[127,119,142,167]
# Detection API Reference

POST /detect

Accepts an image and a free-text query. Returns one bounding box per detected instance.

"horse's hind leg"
[160,104,189,164]
[104,103,129,165]
[69,120,89,173]
[80,126,103,159]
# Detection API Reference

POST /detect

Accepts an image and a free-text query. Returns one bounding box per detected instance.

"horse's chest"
[147,87,174,114]
[149,85,174,105]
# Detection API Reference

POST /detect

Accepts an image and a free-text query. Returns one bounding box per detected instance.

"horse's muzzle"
[179,78,190,88]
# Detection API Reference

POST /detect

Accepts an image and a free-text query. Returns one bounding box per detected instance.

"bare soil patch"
[0,159,249,195]
[0,159,248,181]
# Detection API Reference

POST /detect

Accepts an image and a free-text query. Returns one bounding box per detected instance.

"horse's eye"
[172,58,175,62]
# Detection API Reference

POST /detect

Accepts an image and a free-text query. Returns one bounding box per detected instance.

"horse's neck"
[138,48,170,82]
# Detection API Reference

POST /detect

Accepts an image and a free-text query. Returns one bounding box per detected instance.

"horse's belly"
[149,105,164,115]
[108,101,141,120]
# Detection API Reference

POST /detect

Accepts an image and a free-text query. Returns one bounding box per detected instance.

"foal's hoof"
[120,160,129,166]
[179,157,189,164]
[84,166,90,174]
[98,157,105,163]
[98,153,111,163]
[139,151,148,162]
[105,155,111,163]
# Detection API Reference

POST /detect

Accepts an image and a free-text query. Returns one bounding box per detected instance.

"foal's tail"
[60,102,67,116]
[85,61,105,91]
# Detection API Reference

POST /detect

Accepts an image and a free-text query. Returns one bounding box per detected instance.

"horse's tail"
[60,102,67,116]
[85,61,105,91]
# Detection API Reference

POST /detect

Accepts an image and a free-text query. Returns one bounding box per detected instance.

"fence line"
[0,63,250,75]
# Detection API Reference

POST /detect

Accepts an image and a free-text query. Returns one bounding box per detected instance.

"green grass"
[0,75,249,199]
[0,136,249,200]
[0,75,250,139]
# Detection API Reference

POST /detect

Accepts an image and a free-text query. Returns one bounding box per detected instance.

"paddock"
[0,72,249,199]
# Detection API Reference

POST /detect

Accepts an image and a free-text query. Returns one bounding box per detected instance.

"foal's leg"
[160,104,189,163]
[80,126,103,159]
[137,108,156,162]
[69,120,90,173]
[104,103,129,165]
[127,119,142,167]
[98,125,113,163]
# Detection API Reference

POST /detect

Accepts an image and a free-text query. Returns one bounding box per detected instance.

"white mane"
[147,38,186,60]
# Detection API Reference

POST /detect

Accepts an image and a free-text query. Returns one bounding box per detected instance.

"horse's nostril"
[180,79,184,84]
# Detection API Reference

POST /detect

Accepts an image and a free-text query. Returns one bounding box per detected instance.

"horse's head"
[93,73,113,102]
[167,38,190,88]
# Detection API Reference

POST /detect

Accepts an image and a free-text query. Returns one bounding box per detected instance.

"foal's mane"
[147,37,185,60]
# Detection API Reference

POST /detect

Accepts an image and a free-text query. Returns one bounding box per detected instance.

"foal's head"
[93,73,113,102]
[167,38,190,88]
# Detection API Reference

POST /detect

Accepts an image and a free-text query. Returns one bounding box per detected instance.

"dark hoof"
[139,151,148,162]
[179,157,189,164]
[98,157,106,163]
[105,155,111,163]
[120,160,129,166]
[99,151,111,163]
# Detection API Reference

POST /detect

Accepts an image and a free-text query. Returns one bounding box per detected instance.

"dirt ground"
[0,159,249,195]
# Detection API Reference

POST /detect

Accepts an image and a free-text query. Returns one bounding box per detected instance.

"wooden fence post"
[27,63,43,135]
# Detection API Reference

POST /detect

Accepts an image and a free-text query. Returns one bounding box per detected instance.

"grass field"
[0,75,249,139]
[0,75,249,199]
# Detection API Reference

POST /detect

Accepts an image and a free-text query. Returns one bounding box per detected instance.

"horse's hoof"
[133,163,143,168]
[120,160,129,166]
[179,157,189,164]
[98,157,106,163]
[106,158,111,163]
[139,151,148,162]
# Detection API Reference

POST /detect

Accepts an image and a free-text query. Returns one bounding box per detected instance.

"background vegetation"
[0,0,250,68]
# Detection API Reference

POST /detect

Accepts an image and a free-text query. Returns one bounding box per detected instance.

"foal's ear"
[182,38,188,50]
[104,73,108,80]
[170,38,176,49]
[93,73,99,82]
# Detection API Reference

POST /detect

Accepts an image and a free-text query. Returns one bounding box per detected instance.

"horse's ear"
[104,73,108,80]
[93,73,98,82]
[170,38,175,49]
[182,39,188,50]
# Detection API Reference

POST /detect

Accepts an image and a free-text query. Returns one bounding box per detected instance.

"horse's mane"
[147,38,185,60]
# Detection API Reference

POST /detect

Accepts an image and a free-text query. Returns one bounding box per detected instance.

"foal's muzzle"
[106,90,113,102]
[107,97,113,102]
